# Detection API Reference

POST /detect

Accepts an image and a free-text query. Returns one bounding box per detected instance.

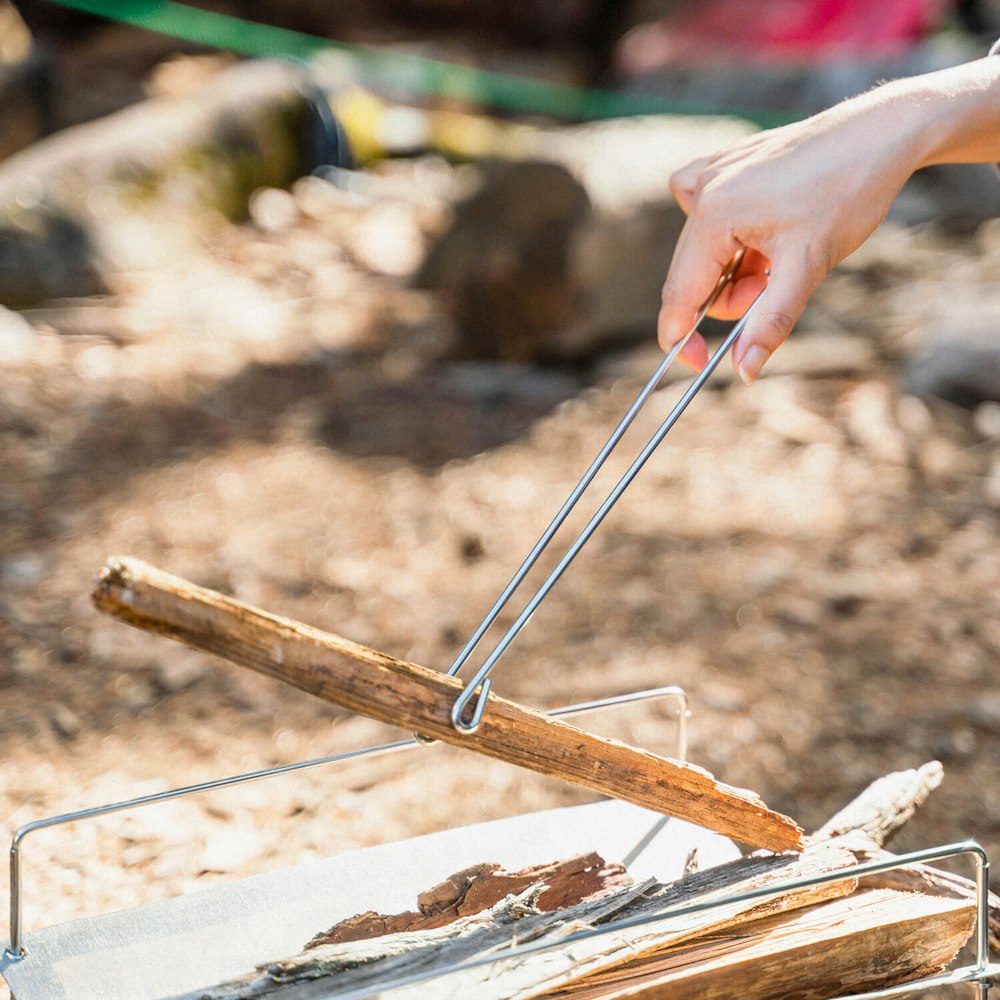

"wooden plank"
[92,556,804,853]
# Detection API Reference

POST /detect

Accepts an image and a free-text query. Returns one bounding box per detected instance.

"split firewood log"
[180,762,982,1000]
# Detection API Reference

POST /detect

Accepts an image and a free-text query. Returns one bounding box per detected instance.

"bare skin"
[657,56,1000,383]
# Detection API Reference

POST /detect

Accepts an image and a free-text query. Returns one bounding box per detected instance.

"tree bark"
[304,853,633,947]
[92,556,804,853]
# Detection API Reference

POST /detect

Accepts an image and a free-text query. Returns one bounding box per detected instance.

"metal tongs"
[444,250,759,733]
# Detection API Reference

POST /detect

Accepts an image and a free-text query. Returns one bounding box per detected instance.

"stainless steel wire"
[440,252,746,707]
[4,685,688,959]
[451,277,762,732]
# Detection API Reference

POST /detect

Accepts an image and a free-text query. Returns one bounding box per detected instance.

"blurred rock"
[420,114,754,361]
[903,291,1000,407]
[0,60,342,305]
[0,304,35,361]
[417,161,590,361]
[0,56,47,160]
[48,703,82,739]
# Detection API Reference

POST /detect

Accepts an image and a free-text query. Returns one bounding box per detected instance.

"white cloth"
[0,800,739,1000]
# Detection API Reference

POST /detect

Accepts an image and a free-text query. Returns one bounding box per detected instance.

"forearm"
[882,56,1000,170]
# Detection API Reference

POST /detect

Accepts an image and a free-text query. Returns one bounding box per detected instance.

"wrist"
[830,78,935,188]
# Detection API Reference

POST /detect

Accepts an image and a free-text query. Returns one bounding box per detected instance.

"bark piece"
[305,853,632,948]
[92,556,805,853]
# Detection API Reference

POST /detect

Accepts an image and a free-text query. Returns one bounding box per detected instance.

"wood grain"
[92,556,804,852]
[545,889,974,1000]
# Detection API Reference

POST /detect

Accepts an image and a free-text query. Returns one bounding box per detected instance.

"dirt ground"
[1,148,999,998]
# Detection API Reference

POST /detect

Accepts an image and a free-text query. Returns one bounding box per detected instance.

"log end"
[737,815,805,855]
[92,555,136,611]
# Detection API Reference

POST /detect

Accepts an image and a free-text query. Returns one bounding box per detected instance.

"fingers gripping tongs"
[441,250,757,734]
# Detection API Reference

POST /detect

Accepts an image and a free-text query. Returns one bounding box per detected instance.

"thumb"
[732,252,820,384]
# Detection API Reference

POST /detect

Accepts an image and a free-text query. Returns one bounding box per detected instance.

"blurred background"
[1,1,1000,992]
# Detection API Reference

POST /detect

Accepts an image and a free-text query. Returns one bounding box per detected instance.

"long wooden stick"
[92,557,804,853]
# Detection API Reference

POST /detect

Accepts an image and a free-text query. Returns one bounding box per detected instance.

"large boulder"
[0,59,344,305]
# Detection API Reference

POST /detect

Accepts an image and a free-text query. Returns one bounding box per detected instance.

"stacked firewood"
[183,762,990,999]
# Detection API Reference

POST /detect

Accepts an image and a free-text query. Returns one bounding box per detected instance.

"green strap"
[47,0,798,128]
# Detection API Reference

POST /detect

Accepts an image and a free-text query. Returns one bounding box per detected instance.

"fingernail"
[738,345,770,385]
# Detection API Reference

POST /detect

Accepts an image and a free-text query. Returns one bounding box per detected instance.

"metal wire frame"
[331,841,997,1000]
[3,685,689,960]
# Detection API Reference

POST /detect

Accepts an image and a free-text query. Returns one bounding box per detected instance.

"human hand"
[657,88,921,383]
